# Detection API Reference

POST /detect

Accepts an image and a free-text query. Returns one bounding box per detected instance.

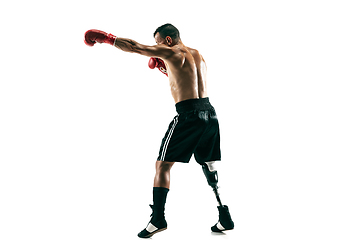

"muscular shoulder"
[185,47,205,66]
[186,47,199,56]
[186,47,204,62]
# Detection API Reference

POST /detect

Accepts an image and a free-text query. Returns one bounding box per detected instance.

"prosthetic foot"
[138,205,167,238]
[202,162,234,232]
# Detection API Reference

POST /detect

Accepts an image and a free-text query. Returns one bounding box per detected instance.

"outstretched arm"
[84,29,172,59]
[114,38,172,59]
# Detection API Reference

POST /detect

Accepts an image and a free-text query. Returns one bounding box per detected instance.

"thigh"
[157,112,205,163]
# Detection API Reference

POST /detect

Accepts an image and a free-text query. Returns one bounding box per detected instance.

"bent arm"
[114,37,172,59]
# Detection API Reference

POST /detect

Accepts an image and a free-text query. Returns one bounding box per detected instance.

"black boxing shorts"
[157,97,221,165]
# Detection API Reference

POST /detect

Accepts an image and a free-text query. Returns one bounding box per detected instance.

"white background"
[1,0,359,239]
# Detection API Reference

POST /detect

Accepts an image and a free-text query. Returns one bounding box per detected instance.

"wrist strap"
[106,33,117,46]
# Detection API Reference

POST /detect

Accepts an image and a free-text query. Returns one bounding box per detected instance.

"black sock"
[151,187,169,222]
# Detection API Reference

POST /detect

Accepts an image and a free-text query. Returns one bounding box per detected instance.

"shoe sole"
[140,227,167,238]
[219,227,234,232]
[212,226,234,233]
[212,228,234,233]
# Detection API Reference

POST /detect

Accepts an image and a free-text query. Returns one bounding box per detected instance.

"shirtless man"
[84,24,234,238]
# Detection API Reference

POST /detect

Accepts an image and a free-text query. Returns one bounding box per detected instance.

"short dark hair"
[154,23,180,42]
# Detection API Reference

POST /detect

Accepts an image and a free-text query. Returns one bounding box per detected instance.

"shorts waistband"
[175,97,214,114]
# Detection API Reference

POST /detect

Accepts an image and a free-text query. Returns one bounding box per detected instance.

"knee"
[156,161,174,173]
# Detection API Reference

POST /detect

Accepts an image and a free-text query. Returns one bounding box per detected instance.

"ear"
[165,36,172,45]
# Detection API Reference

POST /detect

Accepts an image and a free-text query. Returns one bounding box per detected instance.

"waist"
[175,97,214,114]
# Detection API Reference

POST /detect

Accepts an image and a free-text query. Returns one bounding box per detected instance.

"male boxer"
[84,24,234,238]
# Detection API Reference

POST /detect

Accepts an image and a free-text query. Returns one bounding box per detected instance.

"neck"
[171,39,183,47]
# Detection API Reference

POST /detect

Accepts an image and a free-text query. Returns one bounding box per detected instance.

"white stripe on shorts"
[159,115,179,161]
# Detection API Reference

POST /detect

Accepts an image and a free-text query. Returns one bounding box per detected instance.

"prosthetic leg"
[202,162,223,206]
[202,162,234,232]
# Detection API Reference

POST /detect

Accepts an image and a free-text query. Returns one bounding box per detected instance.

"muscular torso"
[163,43,208,103]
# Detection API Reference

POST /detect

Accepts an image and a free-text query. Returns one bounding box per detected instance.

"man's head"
[154,23,180,46]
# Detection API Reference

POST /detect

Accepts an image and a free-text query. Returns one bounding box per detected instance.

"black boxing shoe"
[138,205,167,238]
[211,205,234,232]
[137,219,167,238]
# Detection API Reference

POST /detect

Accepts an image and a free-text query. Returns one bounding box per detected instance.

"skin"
[113,32,209,189]
[114,33,208,103]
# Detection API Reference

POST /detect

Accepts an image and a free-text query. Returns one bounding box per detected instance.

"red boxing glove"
[84,29,116,46]
[148,57,168,76]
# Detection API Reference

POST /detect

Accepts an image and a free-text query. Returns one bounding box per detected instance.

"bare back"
[163,43,208,103]
[113,34,208,103]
